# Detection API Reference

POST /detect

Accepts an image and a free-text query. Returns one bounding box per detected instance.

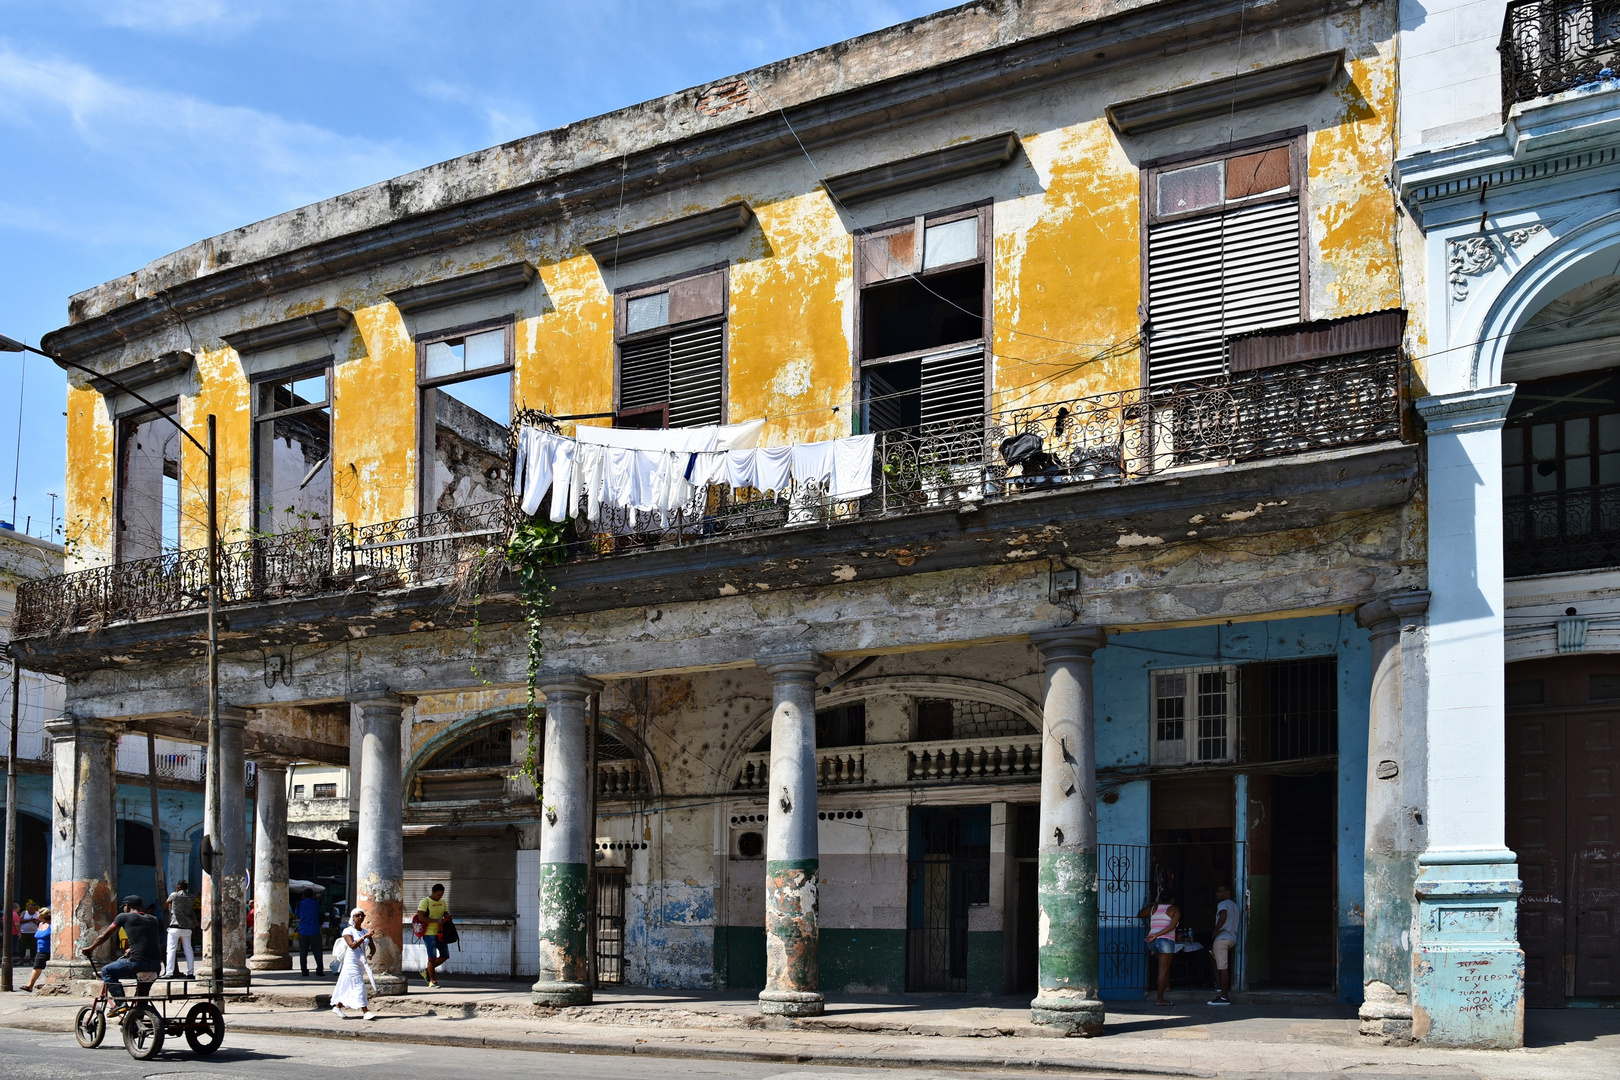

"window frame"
[249,358,335,536]
[413,315,516,515]
[1138,130,1309,387]
[1149,664,1238,766]
[852,200,994,433]
[113,397,182,563]
[611,263,730,427]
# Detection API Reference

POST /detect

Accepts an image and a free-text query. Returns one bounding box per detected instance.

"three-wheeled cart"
[74,962,242,1060]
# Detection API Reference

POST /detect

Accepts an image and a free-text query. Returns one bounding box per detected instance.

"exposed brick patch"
[696,80,751,116]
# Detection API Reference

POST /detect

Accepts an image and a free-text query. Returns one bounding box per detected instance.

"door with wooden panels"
[1506,656,1620,1005]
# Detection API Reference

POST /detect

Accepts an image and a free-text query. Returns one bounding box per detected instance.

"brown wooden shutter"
[668,323,725,427]
[668,270,725,324]
[859,224,919,285]
[618,336,670,414]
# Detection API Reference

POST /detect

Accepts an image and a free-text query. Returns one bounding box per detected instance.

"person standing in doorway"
[415,884,450,988]
[163,880,197,979]
[1139,888,1180,1006]
[22,909,49,992]
[1209,884,1239,1005]
[295,889,323,977]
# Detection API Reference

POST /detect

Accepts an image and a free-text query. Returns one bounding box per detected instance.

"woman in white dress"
[331,908,378,1020]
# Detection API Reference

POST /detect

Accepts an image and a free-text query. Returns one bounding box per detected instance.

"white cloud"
[92,0,253,33]
[0,42,418,250]
[417,77,538,146]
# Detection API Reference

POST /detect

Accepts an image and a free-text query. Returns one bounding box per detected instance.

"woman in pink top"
[1138,889,1180,1006]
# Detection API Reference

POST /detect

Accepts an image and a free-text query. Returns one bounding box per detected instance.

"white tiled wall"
[403,918,517,977]
[515,850,540,977]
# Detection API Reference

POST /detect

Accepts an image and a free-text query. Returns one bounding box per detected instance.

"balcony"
[1500,0,1620,112]
[15,349,1403,639]
[1505,482,1620,576]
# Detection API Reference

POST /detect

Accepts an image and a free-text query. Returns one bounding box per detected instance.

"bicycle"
[73,956,228,1060]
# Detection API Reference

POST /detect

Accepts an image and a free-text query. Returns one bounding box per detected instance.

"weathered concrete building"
[14,0,1566,1049]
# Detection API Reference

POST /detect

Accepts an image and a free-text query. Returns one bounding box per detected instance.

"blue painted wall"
[1089,615,1370,1003]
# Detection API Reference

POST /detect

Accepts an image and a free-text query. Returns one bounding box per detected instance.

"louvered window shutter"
[1147,197,1300,386]
[618,270,726,427]
[919,344,986,428]
[668,323,724,427]
[618,336,670,415]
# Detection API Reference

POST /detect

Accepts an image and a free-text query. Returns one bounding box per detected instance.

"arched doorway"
[1505,655,1620,1006]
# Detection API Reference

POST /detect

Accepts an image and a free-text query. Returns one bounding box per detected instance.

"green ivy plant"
[507,517,569,788]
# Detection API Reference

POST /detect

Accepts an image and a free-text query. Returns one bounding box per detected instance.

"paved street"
[0,1026,1013,1080]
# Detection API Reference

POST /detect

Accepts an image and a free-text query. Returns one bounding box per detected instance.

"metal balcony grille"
[1501,0,1620,112]
[16,350,1404,637]
[1504,481,1620,576]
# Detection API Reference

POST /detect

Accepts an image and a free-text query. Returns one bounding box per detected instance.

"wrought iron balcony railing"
[1504,480,1620,576]
[1500,0,1620,112]
[15,349,1403,637]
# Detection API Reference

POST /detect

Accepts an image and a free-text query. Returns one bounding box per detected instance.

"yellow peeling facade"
[58,2,1403,570]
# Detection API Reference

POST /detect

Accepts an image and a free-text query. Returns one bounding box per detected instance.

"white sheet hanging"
[724,448,757,490]
[581,444,607,522]
[831,434,877,499]
[790,440,836,491]
[516,428,556,516]
[548,437,578,522]
[754,445,793,494]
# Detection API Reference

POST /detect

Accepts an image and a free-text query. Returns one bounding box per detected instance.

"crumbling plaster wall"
[59,3,1401,569]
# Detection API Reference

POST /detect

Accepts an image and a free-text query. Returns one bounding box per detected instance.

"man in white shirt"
[1209,884,1240,1004]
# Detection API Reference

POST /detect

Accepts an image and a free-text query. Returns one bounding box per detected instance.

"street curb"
[1,1015,1214,1077]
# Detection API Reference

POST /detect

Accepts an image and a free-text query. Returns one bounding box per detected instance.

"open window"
[857,205,990,434]
[418,319,513,514]
[253,363,332,535]
[1143,135,1304,386]
[116,403,181,562]
[614,268,727,428]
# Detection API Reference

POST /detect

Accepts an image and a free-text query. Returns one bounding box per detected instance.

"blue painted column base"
[1410,853,1524,1049]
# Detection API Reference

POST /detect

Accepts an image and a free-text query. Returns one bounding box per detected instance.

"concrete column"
[1411,388,1523,1049]
[1355,591,1431,1043]
[352,692,407,996]
[202,707,251,987]
[44,717,119,983]
[756,652,826,1017]
[532,675,603,1006]
[248,759,292,971]
[1028,627,1106,1037]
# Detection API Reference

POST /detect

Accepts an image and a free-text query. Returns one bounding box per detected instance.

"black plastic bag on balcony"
[999,431,1061,478]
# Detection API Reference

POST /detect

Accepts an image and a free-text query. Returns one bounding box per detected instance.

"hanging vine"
[506,517,569,787]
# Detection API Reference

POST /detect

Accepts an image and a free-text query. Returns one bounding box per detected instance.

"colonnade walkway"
[7,975,1614,1079]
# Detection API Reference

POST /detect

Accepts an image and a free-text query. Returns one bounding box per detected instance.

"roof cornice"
[43,0,1347,367]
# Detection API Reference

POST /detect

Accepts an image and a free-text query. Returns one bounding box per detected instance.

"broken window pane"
[922,217,978,270]
[424,368,511,513]
[256,407,332,533]
[117,407,182,561]
[424,328,507,382]
[625,291,671,335]
[1157,160,1223,216]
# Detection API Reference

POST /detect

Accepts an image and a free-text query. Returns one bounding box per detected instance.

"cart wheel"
[121,1004,165,1061]
[183,1001,225,1056]
[74,1004,106,1048]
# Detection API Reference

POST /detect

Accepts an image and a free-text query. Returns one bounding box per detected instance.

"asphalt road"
[0,1025,1037,1080]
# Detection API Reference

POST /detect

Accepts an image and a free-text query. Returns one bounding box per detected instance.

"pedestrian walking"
[295,889,323,976]
[163,880,198,978]
[17,904,39,962]
[413,883,451,987]
[1208,884,1239,1005]
[22,909,49,992]
[331,908,378,1020]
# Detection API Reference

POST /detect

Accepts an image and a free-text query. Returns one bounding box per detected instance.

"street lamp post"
[0,333,224,1002]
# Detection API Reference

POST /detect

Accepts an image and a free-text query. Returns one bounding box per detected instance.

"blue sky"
[0,0,950,543]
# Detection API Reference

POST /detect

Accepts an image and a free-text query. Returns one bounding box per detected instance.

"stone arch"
[404,702,661,800]
[714,673,1042,795]
[1470,207,1620,391]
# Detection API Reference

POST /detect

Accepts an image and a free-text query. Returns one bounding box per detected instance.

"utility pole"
[2,650,19,992]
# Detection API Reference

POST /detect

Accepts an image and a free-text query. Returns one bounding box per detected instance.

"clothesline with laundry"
[513,419,878,525]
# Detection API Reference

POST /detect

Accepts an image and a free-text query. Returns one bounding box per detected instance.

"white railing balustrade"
[906,738,1040,783]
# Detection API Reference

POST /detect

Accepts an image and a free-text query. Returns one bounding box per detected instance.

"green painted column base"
[1030,990,1105,1036]
[533,861,591,1007]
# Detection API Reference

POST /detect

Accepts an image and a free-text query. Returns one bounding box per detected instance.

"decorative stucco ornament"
[1447,225,1546,303]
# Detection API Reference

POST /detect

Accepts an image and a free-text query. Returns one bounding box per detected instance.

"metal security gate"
[595,870,626,986]
[907,806,990,991]
[1099,842,1247,996]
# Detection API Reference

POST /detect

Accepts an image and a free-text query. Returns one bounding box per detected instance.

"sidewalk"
[6,974,1618,1079]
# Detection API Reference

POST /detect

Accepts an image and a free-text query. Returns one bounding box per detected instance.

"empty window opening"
[419,323,512,514]
[312,782,337,799]
[616,269,726,429]
[253,365,332,534]
[117,405,182,562]
[915,697,1034,741]
[858,207,990,435]
[1144,140,1302,387]
[750,702,867,752]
